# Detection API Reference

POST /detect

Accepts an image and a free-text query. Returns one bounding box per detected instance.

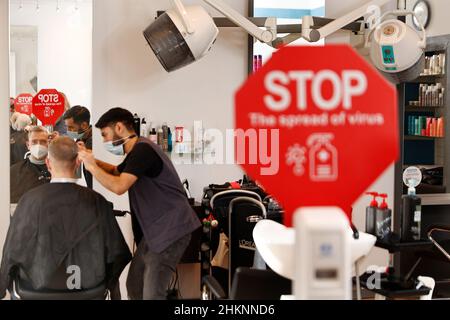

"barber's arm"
[79,151,137,195]
[96,159,120,176]
[77,142,120,176]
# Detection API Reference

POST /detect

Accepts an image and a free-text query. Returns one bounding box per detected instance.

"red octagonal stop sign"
[32,89,65,126]
[235,45,399,227]
[14,93,34,115]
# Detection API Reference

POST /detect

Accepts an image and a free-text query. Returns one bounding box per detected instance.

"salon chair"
[202,194,268,298]
[209,190,263,236]
[385,224,450,299]
[9,265,108,300]
[427,225,450,262]
[202,267,291,300]
[9,207,128,300]
[201,189,263,292]
[227,197,267,290]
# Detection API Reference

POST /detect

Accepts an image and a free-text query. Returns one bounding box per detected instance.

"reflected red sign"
[32,89,65,126]
[14,93,34,115]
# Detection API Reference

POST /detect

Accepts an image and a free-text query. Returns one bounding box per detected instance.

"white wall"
[10,26,38,95]
[9,52,16,96]
[255,0,324,10]
[0,0,11,277]
[9,0,92,107]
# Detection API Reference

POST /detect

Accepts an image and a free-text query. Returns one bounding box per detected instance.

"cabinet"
[394,35,450,295]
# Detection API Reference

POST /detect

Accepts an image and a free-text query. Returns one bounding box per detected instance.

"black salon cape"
[0,183,132,299]
[10,159,51,204]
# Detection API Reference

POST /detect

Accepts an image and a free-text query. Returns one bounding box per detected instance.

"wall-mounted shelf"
[406,106,443,111]
[409,75,446,83]
[405,135,445,140]
[403,164,443,168]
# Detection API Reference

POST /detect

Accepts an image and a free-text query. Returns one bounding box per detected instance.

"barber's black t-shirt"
[117,143,163,178]
[117,142,164,245]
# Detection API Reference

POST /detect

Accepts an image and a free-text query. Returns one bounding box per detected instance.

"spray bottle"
[401,179,422,241]
[365,192,378,235]
[307,133,338,181]
[375,194,392,240]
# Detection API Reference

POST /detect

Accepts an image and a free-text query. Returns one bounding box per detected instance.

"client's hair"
[27,126,49,140]
[48,136,79,170]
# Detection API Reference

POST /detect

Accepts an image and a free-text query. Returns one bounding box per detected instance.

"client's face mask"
[30,144,48,160]
[103,135,134,156]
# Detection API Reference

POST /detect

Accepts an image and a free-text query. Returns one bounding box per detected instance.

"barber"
[64,105,93,188]
[78,108,200,300]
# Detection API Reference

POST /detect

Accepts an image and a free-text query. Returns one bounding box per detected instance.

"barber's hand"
[79,150,97,173]
[49,131,60,141]
[76,141,92,153]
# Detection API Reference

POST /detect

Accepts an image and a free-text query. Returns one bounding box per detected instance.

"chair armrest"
[428,225,450,233]
[202,275,226,300]
[427,226,450,262]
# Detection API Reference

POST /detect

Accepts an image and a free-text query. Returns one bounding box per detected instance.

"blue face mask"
[67,128,88,141]
[103,135,135,156]
[67,131,85,141]
[104,141,125,156]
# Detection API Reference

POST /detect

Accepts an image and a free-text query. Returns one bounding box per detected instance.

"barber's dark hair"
[95,108,135,131]
[63,105,91,125]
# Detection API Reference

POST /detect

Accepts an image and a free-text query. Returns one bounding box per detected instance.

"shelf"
[406,106,444,111]
[358,272,431,298]
[408,74,446,83]
[403,164,443,168]
[375,233,433,253]
[404,135,444,140]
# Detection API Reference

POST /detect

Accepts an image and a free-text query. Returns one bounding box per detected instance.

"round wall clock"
[412,0,431,31]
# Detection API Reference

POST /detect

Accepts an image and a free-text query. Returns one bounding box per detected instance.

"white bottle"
[141,118,148,138]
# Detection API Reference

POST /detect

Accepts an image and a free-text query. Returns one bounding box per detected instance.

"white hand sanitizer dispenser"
[294,207,352,300]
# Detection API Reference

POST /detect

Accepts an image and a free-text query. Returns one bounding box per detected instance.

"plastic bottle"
[162,123,169,152]
[168,127,173,152]
[257,55,263,70]
[157,128,164,147]
[149,128,157,144]
[401,181,422,242]
[375,194,392,239]
[365,192,378,235]
[133,114,141,137]
[141,118,148,138]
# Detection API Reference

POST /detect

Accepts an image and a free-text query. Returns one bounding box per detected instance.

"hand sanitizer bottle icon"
[307,133,338,182]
